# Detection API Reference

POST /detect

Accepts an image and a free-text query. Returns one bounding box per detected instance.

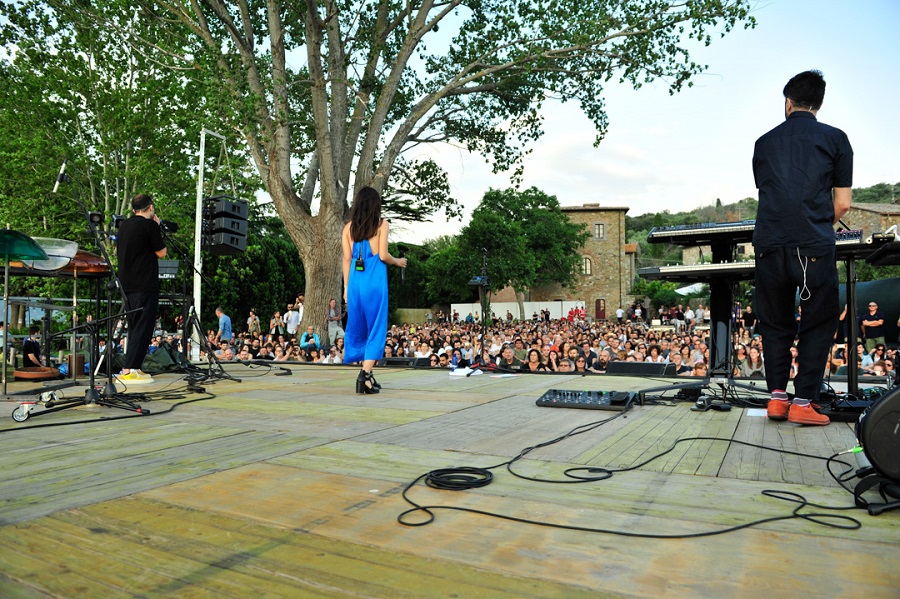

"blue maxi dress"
[344,239,388,363]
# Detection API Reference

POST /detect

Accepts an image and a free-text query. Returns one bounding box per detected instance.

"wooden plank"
[135,461,900,598]
[0,429,323,525]
[0,498,599,599]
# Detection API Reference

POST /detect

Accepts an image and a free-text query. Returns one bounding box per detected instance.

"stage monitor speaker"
[605,361,675,376]
[414,357,431,368]
[379,357,416,367]
[857,385,900,482]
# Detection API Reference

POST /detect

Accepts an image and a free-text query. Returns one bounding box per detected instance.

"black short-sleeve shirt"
[752,111,853,250]
[116,215,166,293]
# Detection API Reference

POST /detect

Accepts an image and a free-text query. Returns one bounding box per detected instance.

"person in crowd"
[299,325,321,353]
[522,348,547,373]
[558,358,575,373]
[540,349,558,372]
[22,326,44,368]
[742,346,766,379]
[246,309,262,337]
[215,307,233,346]
[272,345,289,361]
[732,344,749,375]
[496,345,522,371]
[325,298,345,344]
[668,351,692,376]
[269,311,285,337]
[285,303,300,340]
[237,345,252,362]
[860,301,886,353]
[691,361,708,377]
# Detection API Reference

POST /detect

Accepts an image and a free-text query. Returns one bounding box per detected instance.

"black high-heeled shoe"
[370,373,382,391]
[356,369,379,394]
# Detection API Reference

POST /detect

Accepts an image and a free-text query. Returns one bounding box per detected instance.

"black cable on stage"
[398,421,864,536]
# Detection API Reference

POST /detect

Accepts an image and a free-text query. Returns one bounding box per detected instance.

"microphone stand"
[159,228,240,385]
[11,158,151,421]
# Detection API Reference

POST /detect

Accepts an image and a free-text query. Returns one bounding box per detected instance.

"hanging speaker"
[856,386,900,482]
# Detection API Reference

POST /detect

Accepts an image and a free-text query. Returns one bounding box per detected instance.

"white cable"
[797,248,811,301]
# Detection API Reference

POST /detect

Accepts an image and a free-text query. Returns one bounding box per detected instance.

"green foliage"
[631,279,681,312]
[853,182,899,204]
[422,240,480,305]
[2,0,758,319]
[423,187,589,302]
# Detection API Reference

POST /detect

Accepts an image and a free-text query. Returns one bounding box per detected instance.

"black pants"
[755,246,838,401]
[124,291,158,370]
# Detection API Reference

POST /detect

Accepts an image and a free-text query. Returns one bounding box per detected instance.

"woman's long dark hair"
[349,186,382,242]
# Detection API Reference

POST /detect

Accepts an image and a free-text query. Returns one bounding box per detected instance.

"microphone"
[159,220,179,233]
[52,159,68,193]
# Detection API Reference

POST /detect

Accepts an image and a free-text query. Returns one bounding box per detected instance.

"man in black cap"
[115,193,167,383]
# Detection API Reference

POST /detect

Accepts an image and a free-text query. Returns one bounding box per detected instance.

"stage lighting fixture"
[111,214,125,230]
[88,211,104,229]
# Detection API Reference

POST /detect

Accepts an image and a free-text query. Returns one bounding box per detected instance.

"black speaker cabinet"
[857,386,900,482]
[605,361,675,376]
[379,357,416,367]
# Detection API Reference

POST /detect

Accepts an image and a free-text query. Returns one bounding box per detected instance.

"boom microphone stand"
[159,227,240,385]
[11,159,150,421]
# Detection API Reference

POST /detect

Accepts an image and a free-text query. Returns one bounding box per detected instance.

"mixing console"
[536,389,637,411]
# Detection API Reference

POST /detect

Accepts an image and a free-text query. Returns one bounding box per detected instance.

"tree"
[29,0,755,332]
[425,187,590,318]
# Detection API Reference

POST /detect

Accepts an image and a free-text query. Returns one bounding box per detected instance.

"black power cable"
[398,416,864,536]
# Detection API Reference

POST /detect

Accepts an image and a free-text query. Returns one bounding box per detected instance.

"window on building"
[580,256,592,276]
[594,223,605,239]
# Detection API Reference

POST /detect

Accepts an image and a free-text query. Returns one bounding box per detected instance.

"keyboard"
[647,220,756,246]
[638,261,755,282]
[536,389,637,411]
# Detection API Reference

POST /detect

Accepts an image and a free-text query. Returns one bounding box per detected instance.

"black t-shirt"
[117,215,165,293]
[742,312,757,328]
[22,337,42,368]
[861,310,886,338]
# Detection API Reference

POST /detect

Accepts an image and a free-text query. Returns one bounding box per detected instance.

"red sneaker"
[788,403,830,426]
[767,399,789,421]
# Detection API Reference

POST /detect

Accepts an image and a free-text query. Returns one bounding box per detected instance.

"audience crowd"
[69,294,897,386]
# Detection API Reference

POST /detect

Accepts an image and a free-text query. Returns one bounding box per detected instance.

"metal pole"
[2,259,9,396]
[192,129,225,360]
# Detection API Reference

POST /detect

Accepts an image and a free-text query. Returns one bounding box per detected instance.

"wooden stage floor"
[0,364,897,598]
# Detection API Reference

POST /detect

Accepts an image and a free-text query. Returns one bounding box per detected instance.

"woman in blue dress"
[342,187,407,394]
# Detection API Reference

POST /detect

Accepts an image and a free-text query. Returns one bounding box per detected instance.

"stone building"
[844,203,900,240]
[517,203,634,321]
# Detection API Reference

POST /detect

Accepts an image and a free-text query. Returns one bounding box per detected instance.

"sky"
[393,0,900,244]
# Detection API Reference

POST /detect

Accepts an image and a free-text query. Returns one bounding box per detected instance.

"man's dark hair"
[783,70,825,110]
[29,325,41,335]
[132,193,153,212]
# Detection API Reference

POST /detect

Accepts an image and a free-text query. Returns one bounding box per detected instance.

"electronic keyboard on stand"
[642,219,897,386]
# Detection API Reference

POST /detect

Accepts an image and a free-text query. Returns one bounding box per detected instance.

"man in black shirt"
[753,70,853,426]
[22,326,44,368]
[116,194,167,383]
[860,301,886,353]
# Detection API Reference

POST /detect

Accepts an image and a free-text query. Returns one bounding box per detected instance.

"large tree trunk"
[516,289,526,321]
